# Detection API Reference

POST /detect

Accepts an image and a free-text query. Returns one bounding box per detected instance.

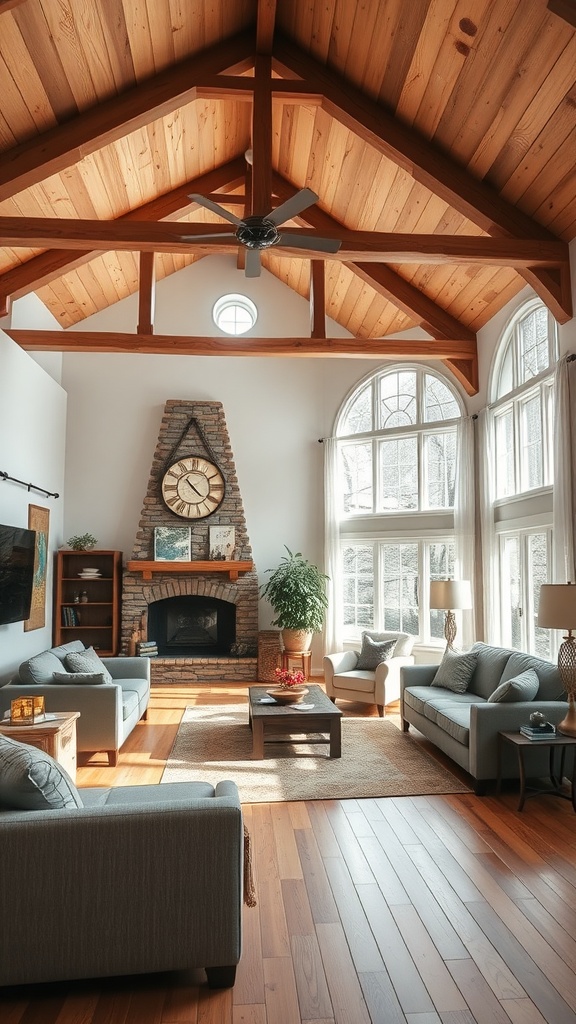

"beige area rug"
[161,703,471,803]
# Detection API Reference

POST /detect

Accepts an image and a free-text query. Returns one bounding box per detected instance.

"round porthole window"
[212,294,257,335]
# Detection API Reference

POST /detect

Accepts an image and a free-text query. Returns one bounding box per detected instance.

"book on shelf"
[519,724,556,740]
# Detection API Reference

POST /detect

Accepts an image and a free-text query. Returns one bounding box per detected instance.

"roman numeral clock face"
[161,457,225,519]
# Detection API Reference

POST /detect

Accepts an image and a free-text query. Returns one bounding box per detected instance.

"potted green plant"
[260,546,329,652]
[67,533,98,551]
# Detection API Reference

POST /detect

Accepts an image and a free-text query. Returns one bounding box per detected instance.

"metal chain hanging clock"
[160,416,225,520]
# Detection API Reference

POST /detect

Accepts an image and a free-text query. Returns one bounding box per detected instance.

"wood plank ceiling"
[0,0,575,395]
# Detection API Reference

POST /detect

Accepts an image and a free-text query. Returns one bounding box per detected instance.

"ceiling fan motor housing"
[236,216,280,249]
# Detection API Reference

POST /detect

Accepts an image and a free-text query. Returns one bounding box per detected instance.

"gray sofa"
[0,641,150,765]
[0,778,244,988]
[400,642,569,793]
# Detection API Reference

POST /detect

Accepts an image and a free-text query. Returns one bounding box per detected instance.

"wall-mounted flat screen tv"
[0,524,36,625]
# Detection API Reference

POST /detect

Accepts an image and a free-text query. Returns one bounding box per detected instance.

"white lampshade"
[429,579,472,611]
[537,583,576,629]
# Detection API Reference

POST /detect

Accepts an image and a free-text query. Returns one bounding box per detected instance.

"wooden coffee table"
[248,684,342,760]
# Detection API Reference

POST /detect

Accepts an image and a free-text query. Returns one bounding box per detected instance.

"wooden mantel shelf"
[126,560,253,581]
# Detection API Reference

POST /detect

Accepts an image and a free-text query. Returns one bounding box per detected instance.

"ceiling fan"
[184,187,342,277]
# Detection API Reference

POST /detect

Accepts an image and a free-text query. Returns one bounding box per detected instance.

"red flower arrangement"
[274,666,306,688]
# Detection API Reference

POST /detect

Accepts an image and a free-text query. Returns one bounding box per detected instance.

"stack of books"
[519,722,556,741]
[136,640,158,658]
[62,606,80,626]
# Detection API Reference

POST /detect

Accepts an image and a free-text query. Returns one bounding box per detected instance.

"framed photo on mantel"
[154,526,191,561]
[209,526,235,561]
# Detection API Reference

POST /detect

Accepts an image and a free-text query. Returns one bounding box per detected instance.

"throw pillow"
[65,646,113,684]
[431,647,478,694]
[487,668,539,703]
[52,671,105,685]
[0,734,83,811]
[356,635,397,670]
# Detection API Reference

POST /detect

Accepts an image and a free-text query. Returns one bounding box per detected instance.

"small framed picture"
[209,525,235,561]
[154,526,191,561]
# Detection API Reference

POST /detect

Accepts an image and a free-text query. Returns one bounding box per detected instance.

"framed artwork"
[154,526,191,561]
[24,504,49,632]
[209,525,235,561]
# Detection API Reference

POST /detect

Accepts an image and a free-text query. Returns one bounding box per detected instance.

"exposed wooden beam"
[0,32,252,202]
[256,0,277,54]
[272,173,477,344]
[137,253,155,335]
[6,330,477,361]
[252,55,273,215]
[0,219,566,266]
[547,0,576,28]
[273,35,572,322]
[0,160,246,303]
[310,261,326,339]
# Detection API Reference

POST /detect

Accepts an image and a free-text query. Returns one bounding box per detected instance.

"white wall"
[0,329,67,681]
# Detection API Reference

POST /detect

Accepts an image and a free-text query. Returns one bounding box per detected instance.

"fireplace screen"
[147,596,236,656]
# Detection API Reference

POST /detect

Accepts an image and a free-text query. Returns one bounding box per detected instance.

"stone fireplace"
[122,400,259,683]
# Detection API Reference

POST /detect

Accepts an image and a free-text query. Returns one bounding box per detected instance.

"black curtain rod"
[0,470,59,499]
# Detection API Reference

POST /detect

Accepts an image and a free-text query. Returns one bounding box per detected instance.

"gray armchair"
[0,779,245,988]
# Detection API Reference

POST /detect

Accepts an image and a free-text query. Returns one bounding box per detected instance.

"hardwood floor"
[3,681,576,1024]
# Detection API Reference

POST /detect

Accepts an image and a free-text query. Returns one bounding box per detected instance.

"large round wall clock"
[161,457,225,519]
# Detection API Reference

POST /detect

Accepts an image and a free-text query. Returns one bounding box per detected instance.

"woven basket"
[257,630,282,682]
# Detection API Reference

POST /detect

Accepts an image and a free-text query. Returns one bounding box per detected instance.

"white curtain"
[552,354,576,584]
[478,407,500,644]
[324,437,343,654]
[454,416,476,647]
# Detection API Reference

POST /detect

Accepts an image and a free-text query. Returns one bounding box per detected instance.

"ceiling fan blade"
[188,193,241,226]
[245,249,261,277]
[179,232,237,242]
[267,188,319,226]
[277,231,342,254]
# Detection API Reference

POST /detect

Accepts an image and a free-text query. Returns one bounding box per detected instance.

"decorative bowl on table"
[266,686,309,705]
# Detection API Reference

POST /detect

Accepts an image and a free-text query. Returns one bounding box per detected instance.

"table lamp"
[537,582,576,737]
[430,579,472,649]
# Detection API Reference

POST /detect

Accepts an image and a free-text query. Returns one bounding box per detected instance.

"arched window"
[334,366,464,644]
[492,300,557,499]
[488,299,557,656]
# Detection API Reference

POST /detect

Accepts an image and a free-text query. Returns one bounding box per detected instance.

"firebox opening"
[147,595,236,656]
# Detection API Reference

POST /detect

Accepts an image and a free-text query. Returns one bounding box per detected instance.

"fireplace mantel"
[126,560,253,582]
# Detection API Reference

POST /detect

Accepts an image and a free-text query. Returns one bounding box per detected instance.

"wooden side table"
[497,730,576,812]
[0,711,80,781]
[281,650,312,681]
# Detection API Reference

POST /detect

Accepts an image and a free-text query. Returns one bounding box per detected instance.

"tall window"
[489,300,557,654]
[336,366,463,645]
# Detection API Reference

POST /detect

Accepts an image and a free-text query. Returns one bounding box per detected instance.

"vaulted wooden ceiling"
[1,0,575,395]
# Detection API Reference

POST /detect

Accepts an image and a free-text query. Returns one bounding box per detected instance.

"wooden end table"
[497,730,576,812]
[0,711,80,781]
[248,684,342,759]
[281,650,312,680]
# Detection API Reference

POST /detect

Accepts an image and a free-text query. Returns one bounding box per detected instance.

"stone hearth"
[122,400,258,682]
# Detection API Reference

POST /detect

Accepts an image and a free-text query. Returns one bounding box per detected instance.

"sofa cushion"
[122,689,140,721]
[403,686,484,721]
[434,706,472,746]
[488,668,539,703]
[431,648,478,694]
[50,640,86,663]
[333,670,383,694]
[363,630,414,658]
[498,652,565,701]
[356,635,396,670]
[467,642,515,699]
[66,647,113,685]
[52,671,106,685]
[18,650,64,685]
[0,734,83,811]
